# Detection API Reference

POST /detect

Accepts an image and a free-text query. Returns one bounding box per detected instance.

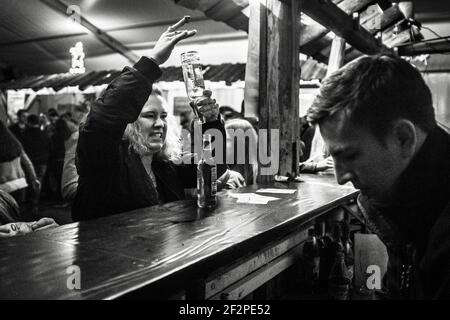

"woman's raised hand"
[149,16,197,65]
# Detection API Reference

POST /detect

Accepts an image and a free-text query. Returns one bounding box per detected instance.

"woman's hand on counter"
[217,170,246,190]
[0,218,59,238]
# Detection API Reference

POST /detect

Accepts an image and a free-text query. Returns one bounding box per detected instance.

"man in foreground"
[307,54,450,299]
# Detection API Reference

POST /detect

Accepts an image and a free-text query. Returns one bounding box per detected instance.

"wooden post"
[245,0,300,182]
[309,35,346,160]
[326,35,346,77]
[398,1,414,20]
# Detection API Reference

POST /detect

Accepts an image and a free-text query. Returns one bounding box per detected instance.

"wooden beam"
[397,37,450,56]
[313,3,404,64]
[372,3,405,32]
[174,0,250,32]
[376,0,392,11]
[300,0,391,55]
[0,33,88,47]
[304,4,403,62]
[104,16,210,32]
[300,0,375,49]
[301,32,334,59]
[39,0,139,64]
[416,11,450,23]
[344,4,405,62]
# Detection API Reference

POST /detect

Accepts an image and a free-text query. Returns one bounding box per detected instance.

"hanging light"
[69,42,86,74]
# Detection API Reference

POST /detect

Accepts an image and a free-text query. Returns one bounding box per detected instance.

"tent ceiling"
[0,0,449,77]
[0,0,242,75]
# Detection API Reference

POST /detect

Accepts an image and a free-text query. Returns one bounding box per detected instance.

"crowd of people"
[0,104,88,236]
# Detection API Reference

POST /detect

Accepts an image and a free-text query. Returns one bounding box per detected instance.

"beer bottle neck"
[201,134,213,160]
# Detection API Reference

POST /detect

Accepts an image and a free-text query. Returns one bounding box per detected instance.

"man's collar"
[392,126,449,205]
[372,126,450,243]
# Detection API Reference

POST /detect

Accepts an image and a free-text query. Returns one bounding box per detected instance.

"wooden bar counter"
[0,174,357,300]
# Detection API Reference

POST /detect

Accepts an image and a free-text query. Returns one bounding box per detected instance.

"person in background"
[0,189,58,238]
[20,114,51,216]
[9,109,28,142]
[47,110,77,200]
[0,120,40,221]
[300,115,314,163]
[180,109,194,132]
[307,54,450,299]
[45,108,59,138]
[179,109,194,154]
[70,103,89,127]
[219,106,257,186]
[299,155,334,174]
[61,104,90,202]
[22,114,50,185]
[0,121,28,205]
[299,116,334,174]
[239,100,258,132]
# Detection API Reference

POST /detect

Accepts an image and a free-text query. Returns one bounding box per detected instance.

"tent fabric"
[0,58,332,91]
[0,0,237,75]
[0,63,247,91]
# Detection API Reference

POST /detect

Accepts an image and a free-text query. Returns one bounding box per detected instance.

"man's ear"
[392,119,417,159]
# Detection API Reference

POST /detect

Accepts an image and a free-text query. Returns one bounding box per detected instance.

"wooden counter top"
[0,175,357,299]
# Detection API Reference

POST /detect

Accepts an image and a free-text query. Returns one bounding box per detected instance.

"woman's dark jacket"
[72,57,226,221]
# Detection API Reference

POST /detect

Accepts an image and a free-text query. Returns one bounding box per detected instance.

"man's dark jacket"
[72,57,226,221]
[359,125,450,299]
[21,127,50,167]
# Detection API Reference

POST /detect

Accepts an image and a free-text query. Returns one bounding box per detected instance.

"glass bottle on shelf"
[341,222,355,283]
[328,251,351,300]
[302,228,321,293]
[318,221,333,293]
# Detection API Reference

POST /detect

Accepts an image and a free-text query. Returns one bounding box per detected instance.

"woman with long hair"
[72,21,243,221]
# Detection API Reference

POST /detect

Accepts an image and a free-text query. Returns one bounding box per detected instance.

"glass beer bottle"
[181,51,205,102]
[181,50,205,156]
[197,134,217,209]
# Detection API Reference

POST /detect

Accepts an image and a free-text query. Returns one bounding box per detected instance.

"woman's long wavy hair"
[124,85,182,162]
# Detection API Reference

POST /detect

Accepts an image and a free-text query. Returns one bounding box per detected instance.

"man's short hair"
[47,108,58,117]
[17,109,27,117]
[307,54,436,140]
[219,106,243,121]
[27,114,40,126]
